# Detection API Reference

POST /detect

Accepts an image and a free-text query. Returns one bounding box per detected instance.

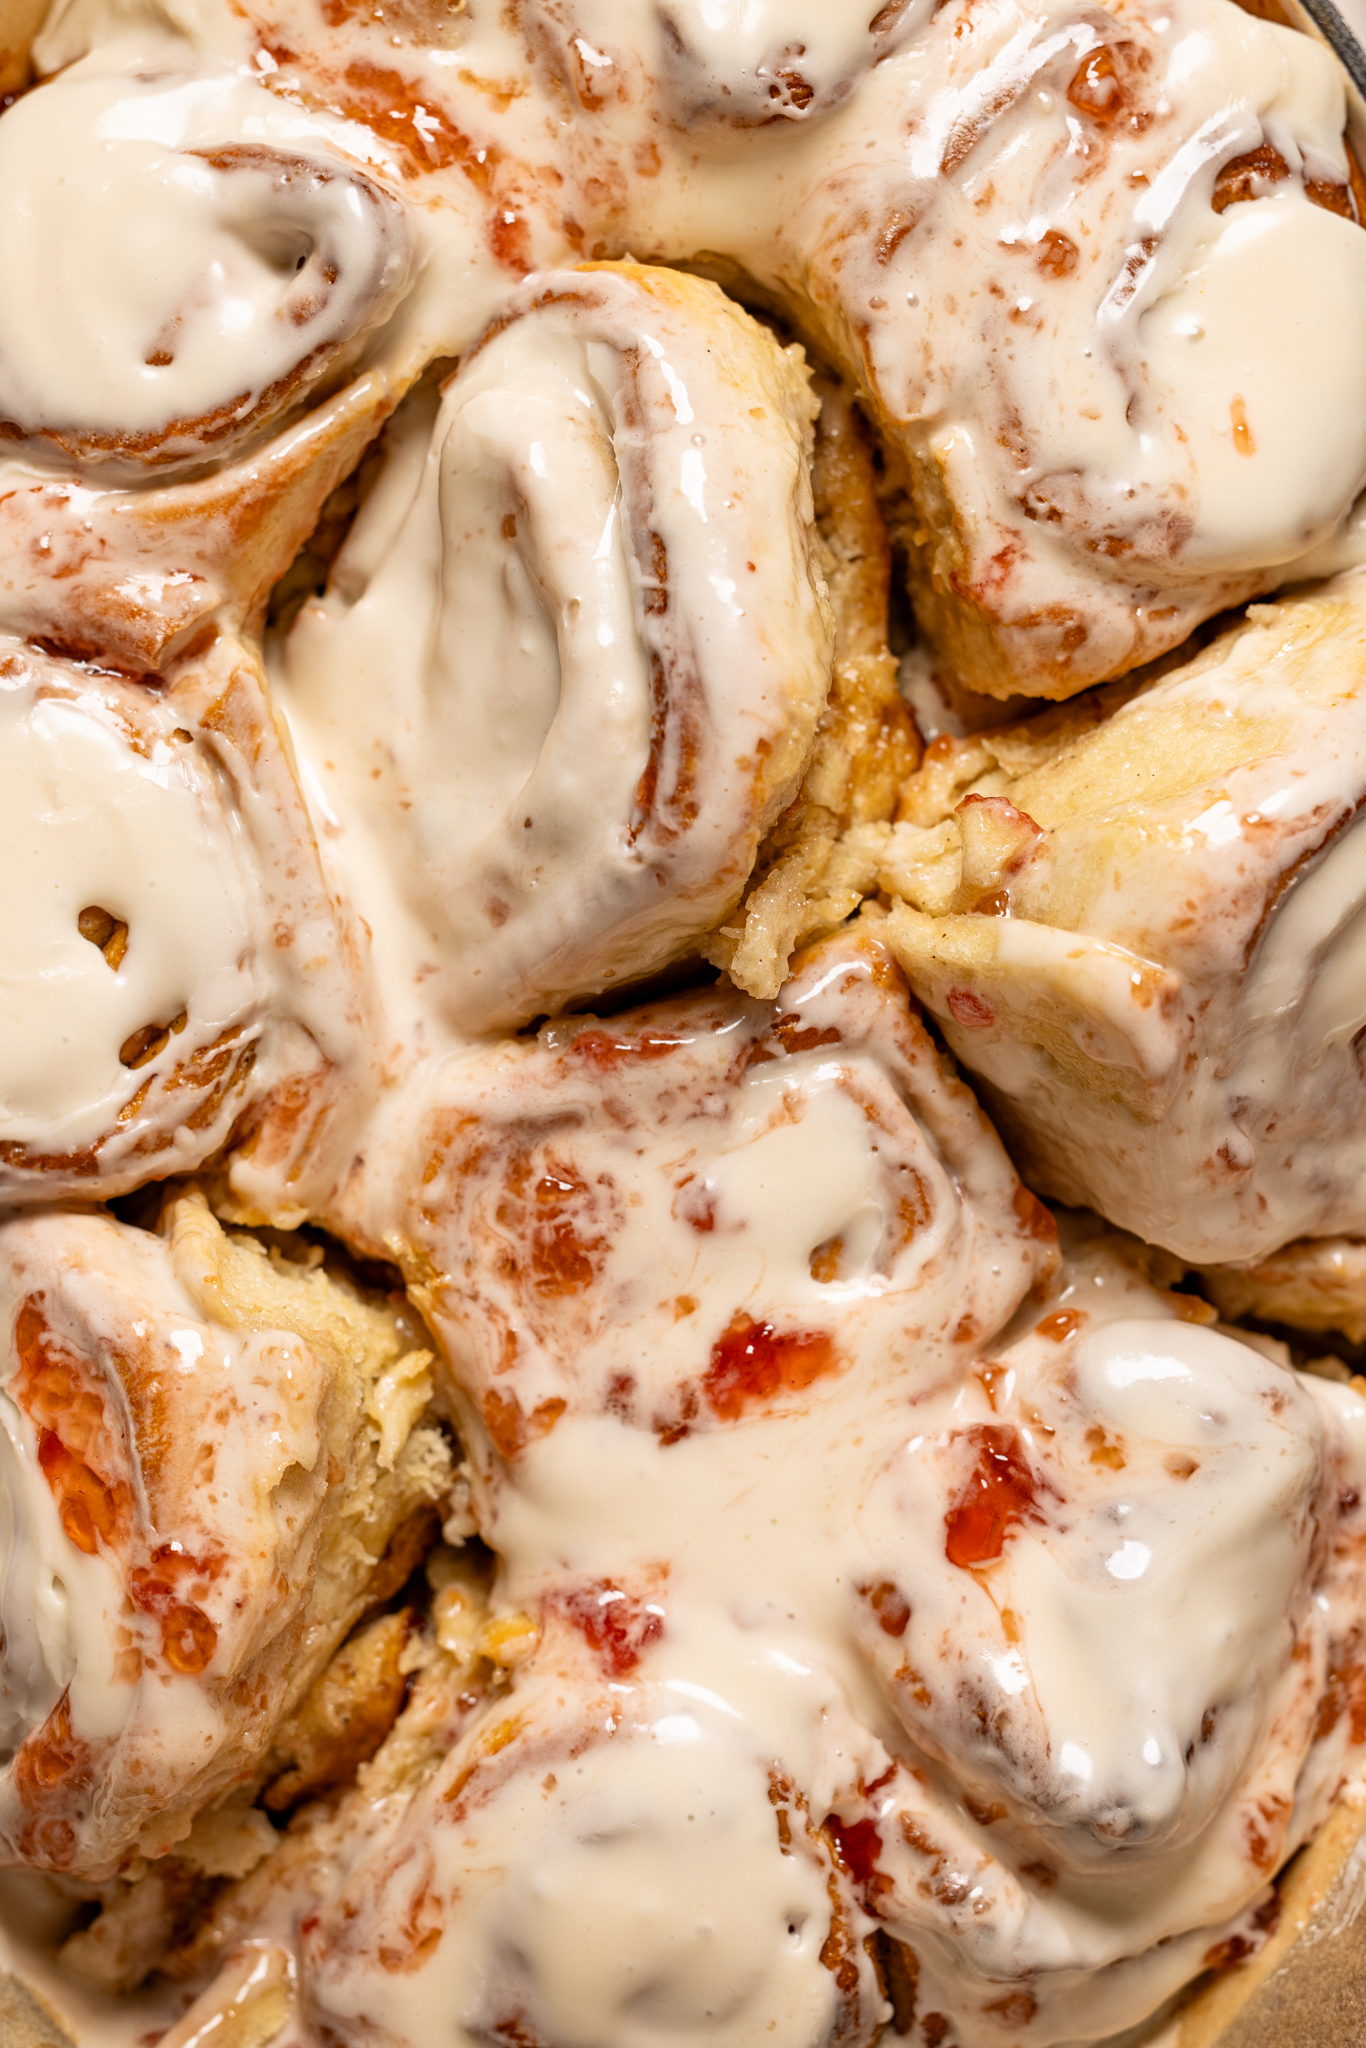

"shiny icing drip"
[283,263,832,1032]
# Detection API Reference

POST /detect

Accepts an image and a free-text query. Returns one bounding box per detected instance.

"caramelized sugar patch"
[943,1424,1037,1568]
[1067,46,1125,120]
[570,1025,691,1069]
[1212,141,1289,213]
[703,1315,838,1419]
[482,1387,566,1459]
[861,1579,912,1637]
[529,1168,602,1294]
[13,1690,90,1804]
[554,1581,663,1677]
[824,1811,884,1886]
[129,1542,226,1674]
[13,1300,131,1555]
[119,1009,187,1070]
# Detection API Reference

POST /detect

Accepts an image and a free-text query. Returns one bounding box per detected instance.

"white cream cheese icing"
[0,639,261,1177]
[282,262,832,1033]
[0,629,381,1213]
[0,63,412,469]
[303,1662,859,2048]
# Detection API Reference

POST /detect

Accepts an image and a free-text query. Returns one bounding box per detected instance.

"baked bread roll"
[0,629,374,1211]
[372,931,1058,1456]
[842,1228,1366,2042]
[0,364,399,1214]
[0,53,411,473]
[0,1194,449,1881]
[881,567,1366,1263]
[282,261,835,1032]
[298,1640,889,2048]
[526,0,1366,698]
[285,1025,1365,2046]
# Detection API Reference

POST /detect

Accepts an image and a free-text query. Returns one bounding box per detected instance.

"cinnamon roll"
[377,931,1057,1454]
[526,0,1366,697]
[298,1645,887,2048]
[0,631,370,1211]
[0,1194,450,1881]
[808,0,1366,700]
[881,567,1366,1263]
[0,57,411,473]
[0,354,396,1214]
[841,1227,1366,2042]
[0,638,263,1200]
[291,1014,1366,2046]
[282,262,835,1032]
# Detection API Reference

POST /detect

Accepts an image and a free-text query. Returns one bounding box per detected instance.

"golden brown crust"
[1201,1240,1366,1347]
[1174,1796,1366,2046]
[703,379,920,997]
[262,1608,420,1813]
[0,0,43,98]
